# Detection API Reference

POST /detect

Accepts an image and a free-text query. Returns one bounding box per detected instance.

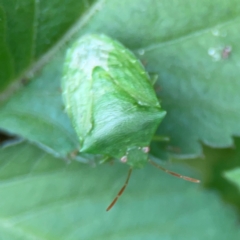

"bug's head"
[120,146,150,169]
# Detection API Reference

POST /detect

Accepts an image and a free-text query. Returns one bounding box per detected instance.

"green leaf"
[0,54,79,157]
[1,141,240,239]
[225,168,240,190]
[0,0,97,91]
[0,0,35,88]
[176,137,240,213]
[0,5,13,91]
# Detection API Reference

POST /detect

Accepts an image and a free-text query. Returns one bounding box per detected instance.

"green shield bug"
[62,34,200,211]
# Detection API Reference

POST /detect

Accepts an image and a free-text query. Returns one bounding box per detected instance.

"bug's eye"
[142,146,150,153]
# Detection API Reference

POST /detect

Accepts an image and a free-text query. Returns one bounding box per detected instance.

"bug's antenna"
[106,168,133,211]
[149,159,200,183]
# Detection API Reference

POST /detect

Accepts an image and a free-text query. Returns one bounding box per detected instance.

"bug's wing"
[62,39,95,143]
[105,36,160,108]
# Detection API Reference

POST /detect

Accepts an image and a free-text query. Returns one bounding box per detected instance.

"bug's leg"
[149,73,158,85]
[68,149,79,159]
[152,135,170,142]
[106,168,133,211]
[148,159,200,183]
[99,156,112,164]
